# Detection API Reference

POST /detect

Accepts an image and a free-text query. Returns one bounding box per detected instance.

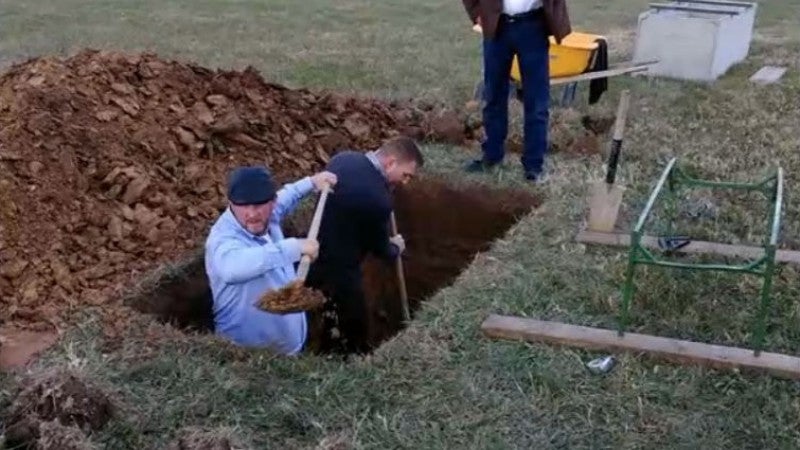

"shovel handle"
[605,90,631,185]
[296,185,331,281]
[390,212,410,322]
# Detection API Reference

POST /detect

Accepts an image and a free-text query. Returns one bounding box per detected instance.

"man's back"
[315,150,393,271]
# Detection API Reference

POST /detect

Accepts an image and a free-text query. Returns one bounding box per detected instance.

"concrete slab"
[750,66,788,85]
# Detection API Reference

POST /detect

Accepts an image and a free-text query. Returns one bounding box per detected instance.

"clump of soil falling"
[3,369,114,449]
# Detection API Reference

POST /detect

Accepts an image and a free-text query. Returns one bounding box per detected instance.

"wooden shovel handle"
[605,90,631,185]
[391,212,410,321]
[296,185,331,281]
[612,89,631,141]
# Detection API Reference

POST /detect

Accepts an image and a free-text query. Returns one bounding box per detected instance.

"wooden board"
[576,230,800,265]
[481,314,800,379]
[750,66,787,85]
[550,64,653,86]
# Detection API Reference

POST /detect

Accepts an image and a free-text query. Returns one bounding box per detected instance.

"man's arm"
[362,207,400,261]
[207,236,303,284]
[271,171,337,226]
[462,0,481,23]
[271,177,314,225]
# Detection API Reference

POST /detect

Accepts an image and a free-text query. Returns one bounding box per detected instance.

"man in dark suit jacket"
[306,136,424,355]
[462,0,571,183]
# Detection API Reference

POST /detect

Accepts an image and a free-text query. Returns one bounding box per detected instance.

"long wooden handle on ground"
[390,212,410,321]
[296,185,330,281]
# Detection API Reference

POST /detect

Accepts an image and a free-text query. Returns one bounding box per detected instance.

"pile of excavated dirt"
[0,49,473,337]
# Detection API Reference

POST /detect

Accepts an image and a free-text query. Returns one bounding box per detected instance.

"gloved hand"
[389,234,405,255]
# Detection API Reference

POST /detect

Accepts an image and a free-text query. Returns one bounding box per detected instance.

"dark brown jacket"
[462,0,571,43]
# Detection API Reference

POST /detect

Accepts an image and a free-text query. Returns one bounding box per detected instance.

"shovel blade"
[587,182,625,232]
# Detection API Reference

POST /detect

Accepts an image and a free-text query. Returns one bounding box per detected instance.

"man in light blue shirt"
[204,165,337,355]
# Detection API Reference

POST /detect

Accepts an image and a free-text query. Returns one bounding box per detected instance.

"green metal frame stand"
[619,157,784,356]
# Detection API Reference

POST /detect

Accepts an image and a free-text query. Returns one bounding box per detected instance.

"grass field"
[3,0,800,448]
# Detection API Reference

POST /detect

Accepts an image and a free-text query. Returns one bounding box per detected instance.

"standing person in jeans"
[462,0,571,183]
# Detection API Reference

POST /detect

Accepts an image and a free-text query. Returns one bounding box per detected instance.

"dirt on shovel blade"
[257,280,326,313]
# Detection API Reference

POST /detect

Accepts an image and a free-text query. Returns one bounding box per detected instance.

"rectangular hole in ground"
[124,177,541,354]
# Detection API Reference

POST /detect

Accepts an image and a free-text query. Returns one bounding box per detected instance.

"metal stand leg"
[753,247,776,356]
[560,82,578,107]
[618,159,784,356]
[619,234,639,336]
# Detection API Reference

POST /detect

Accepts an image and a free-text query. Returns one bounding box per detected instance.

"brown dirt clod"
[425,110,466,145]
[4,369,113,449]
[581,113,616,135]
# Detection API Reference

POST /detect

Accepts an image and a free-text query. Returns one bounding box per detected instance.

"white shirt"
[503,0,542,15]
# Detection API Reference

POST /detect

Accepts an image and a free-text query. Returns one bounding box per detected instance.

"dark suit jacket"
[462,0,571,43]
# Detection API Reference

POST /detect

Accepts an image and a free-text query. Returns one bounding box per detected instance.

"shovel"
[390,212,410,322]
[587,90,631,233]
[257,184,331,314]
[295,185,331,280]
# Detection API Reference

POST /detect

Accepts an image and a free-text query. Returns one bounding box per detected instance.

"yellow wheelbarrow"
[472,26,655,106]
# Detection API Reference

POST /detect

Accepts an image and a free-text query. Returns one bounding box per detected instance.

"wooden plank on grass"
[481,314,800,379]
[750,66,787,85]
[575,230,800,265]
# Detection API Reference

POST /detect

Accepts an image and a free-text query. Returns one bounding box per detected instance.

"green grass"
[3,0,800,448]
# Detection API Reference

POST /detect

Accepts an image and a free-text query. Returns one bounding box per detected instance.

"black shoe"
[465,159,499,173]
[524,170,546,184]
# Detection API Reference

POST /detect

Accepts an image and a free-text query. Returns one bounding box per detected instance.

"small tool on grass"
[658,235,691,254]
[258,185,331,314]
[587,89,631,232]
[586,355,617,375]
[390,212,410,322]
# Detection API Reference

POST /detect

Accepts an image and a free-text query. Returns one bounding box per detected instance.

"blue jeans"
[482,13,550,174]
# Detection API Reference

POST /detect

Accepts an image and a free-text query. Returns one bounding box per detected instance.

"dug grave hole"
[124,177,541,352]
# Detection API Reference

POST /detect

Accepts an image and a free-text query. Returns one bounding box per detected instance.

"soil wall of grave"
[124,177,540,354]
[358,178,540,349]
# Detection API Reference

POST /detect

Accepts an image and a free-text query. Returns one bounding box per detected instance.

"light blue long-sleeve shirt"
[204,176,315,355]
